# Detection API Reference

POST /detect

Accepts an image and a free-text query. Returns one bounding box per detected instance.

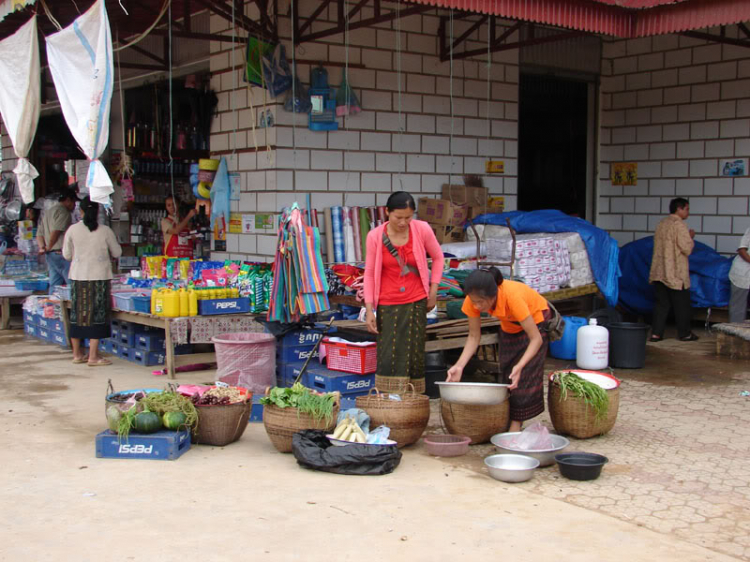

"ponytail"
[81,197,99,232]
[464,267,504,300]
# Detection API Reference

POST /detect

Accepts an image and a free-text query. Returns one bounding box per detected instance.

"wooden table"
[0,289,34,330]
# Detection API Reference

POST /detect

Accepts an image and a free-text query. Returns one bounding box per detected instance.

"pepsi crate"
[118,321,157,335]
[23,310,35,325]
[109,341,121,357]
[38,327,51,341]
[100,338,113,354]
[48,319,64,332]
[340,392,368,411]
[198,297,250,315]
[117,343,131,359]
[131,348,166,366]
[95,429,191,460]
[24,323,37,337]
[277,328,326,348]
[277,343,319,363]
[135,332,166,351]
[110,325,120,340]
[36,316,51,329]
[49,330,67,347]
[288,362,375,395]
[249,396,264,423]
[119,331,136,348]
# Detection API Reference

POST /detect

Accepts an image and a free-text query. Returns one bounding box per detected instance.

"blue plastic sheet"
[618,237,732,314]
[471,210,621,307]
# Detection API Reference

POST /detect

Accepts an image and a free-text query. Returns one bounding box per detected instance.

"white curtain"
[0,16,40,204]
[46,0,114,205]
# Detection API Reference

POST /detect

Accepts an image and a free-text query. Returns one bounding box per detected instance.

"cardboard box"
[431,225,465,244]
[418,198,468,226]
[441,185,488,208]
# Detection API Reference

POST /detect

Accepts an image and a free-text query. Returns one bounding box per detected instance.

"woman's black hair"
[464,267,504,299]
[81,197,99,232]
[385,191,416,212]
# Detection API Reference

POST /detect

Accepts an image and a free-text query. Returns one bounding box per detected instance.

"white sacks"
[46,0,114,205]
[0,16,40,204]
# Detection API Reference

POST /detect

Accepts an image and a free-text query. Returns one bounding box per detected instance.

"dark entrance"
[518,74,588,218]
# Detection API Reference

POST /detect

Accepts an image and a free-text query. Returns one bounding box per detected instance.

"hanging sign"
[229,172,241,200]
[611,162,638,186]
[242,215,255,233]
[229,213,242,234]
[485,160,504,174]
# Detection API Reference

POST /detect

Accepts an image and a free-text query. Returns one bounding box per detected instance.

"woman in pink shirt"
[364,192,444,394]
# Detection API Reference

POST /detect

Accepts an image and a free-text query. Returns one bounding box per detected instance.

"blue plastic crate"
[117,344,131,359]
[131,349,166,366]
[24,323,37,337]
[110,326,120,340]
[136,332,166,351]
[277,329,326,347]
[110,341,121,357]
[301,366,375,395]
[249,400,264,423]
[100,338,113,354]
[23,310,35,325]
[119,331,136,348]
[95,429,191,460]
[198,297,250,315]
[277,343,319,363]
[118,321,157,335]
[340,392,369,411]
[37,316,51,329]
[49,319,64,332]
[38,327,51,341]
[14,280,49,292]
[132,296,151,314]
[49,330,67,347]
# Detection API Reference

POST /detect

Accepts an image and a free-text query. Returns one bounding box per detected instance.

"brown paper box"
[418,197,469,226]
[441,184,489,208]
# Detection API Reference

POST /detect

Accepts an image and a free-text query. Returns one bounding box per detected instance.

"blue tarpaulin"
[618,237,732,314]
[471,210,621,307]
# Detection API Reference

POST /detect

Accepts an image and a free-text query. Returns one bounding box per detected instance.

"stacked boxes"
[284,361,374,404]
[23,311,86,349]
[274,328,326,387]
[101,320,192,366]
[487,234,573,294]
[420,186,502,245]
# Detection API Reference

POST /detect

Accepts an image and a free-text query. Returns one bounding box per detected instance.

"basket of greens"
[261,383,340,453]
[548,370,620,439]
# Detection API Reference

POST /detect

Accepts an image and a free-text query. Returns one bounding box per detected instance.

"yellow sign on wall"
[612,162,638,186]
[228,213,242,234]
[485,160,505,174]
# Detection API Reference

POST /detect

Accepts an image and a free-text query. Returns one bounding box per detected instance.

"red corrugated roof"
[411,0,750,38]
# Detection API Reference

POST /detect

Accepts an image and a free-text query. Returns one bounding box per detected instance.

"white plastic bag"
[510,422,554,450]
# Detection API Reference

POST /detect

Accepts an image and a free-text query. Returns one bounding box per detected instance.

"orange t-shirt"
[461,280,549,334]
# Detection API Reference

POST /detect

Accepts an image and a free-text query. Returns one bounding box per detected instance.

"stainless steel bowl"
[490,432,570,467]
[484,454,540,483]
[435,382,509,405]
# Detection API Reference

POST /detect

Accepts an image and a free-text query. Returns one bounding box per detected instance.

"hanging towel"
[351,207,362,262]
[368,207,377,229]
[342,206,356,263]
[377,206,386,225]
[324,207,334,263]
[359,207,371,258]
[331,206,345,263]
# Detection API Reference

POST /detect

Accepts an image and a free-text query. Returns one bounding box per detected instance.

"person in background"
[37,188,77,290]
[162,196,196,257]
[649,197,698,342]
[364,191,444,394]
[447,267,551,432]
[62,197,122,366]
[728,227,750,323]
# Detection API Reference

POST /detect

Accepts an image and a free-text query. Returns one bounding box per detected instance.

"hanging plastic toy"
[335,73,361,117]
[308,66,338,131]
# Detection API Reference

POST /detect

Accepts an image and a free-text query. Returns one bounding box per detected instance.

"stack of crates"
[23,310,87,349]
[100,320,191,366]
[290,361,375,409]
[275,328,325,388]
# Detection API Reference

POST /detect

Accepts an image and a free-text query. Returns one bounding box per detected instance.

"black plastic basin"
[555,452,609,481]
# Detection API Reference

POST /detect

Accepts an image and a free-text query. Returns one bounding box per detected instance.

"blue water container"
[549,316,587,360]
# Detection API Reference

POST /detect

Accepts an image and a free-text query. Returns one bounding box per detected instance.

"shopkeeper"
[447,267,551,432]
[162,196,196,257]
[364,191,444,394]
[37,188,77,290]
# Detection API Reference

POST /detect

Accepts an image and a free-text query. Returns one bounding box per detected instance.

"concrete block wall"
[599,26,750,254]
[208,2,519,262]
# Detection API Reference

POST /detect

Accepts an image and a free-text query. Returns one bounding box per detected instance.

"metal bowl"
[435,382,509,405]
[484,454,540,483]
[490,432,570,467]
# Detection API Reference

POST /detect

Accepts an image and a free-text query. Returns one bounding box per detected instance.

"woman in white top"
[728,227,750,323]
[62,197,122,366]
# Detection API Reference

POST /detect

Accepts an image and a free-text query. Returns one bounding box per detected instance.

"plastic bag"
[510,422,553,450]
[292,430,402,475]
[335,74,361,117]
[283,77,312,114]
[261,44,292,98]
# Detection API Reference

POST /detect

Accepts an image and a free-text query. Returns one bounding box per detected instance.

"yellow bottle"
[188,289,198,316]
[230,287,239,298]
[151,289,158,315]
[218,288,227,299]
[162,289,180,317]
[179,288,189,317]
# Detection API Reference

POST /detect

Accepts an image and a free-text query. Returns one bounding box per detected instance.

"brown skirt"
[375,299,426,394]
[497,309,550,422]
[69,280,112,340]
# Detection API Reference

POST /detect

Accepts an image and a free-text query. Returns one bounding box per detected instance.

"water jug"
[188,289,198,316]
[178,289,189,317]
[576,318,609,370]
[162,289,180,318]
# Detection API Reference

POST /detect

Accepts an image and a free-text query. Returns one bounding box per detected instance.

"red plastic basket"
[322,338,377,374]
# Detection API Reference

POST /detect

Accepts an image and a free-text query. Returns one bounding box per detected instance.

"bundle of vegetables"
[112,391,198,440]
[552,372,609,421]
[332,415,367,443]
[260,383,338,424]
[191,386,247,406]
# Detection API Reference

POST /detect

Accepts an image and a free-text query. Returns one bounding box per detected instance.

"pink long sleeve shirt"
[364,220,445,308]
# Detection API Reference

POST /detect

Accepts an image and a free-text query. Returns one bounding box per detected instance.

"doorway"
[518,73,590,219]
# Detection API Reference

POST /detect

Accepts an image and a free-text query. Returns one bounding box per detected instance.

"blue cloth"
[46,252,70,290]
[471,210,621,307]
[618,236,732,314]
[210,157,231,231]
[331,206,345,263]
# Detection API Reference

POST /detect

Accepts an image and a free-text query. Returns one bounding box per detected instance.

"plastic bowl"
[484,454,540,483]
[555,452,608,481]
[435,382,509,405]
[423,434,471,457]
[491,432,570,467]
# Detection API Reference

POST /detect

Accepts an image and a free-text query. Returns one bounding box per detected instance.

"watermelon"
[133,410,162,434]
[162,411,187,430]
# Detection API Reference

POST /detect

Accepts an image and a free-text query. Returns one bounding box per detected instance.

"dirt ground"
[1,325,748,562]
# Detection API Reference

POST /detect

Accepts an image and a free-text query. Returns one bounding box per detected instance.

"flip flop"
[87,358,112,367]
[72,358,88,364]
[679,333,699,342]
[648,335,663,342]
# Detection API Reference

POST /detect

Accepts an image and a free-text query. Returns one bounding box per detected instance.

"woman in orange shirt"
[447,267,551,432]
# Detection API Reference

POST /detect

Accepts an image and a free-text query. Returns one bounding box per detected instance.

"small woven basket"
[263,403,339,453]
[374,375,425,395]
[548,376,620,439]
[193,399,252,446]
[440,400,510,444]
[356,385,430,448]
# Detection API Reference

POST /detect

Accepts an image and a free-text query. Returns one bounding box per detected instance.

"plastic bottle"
[179,288,189,317]
[162,289,180,318]
[151,289,159,315]
[576,318,609,370]
[188,289,198,316]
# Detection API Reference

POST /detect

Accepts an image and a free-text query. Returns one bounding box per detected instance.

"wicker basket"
[548,376,620,439]
[193,400,252,446]
[440,400,510,444]
[355,385,430,448]
[374,375,426,395]
[263,403,339,453]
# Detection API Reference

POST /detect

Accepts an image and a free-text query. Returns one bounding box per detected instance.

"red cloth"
[379,237,426,305]
[163,217,194,258]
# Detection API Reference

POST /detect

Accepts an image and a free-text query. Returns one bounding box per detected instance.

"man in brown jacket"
[649,197,697,342]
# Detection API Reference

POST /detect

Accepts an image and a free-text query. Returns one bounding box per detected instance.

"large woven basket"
[355,385,430,448]
[193,400,252,446]
[263,404,339,453]
[440,400,510,444]
[548,372,620,439]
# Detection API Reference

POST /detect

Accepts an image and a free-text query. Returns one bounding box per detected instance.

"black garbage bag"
[292,430,402,475]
